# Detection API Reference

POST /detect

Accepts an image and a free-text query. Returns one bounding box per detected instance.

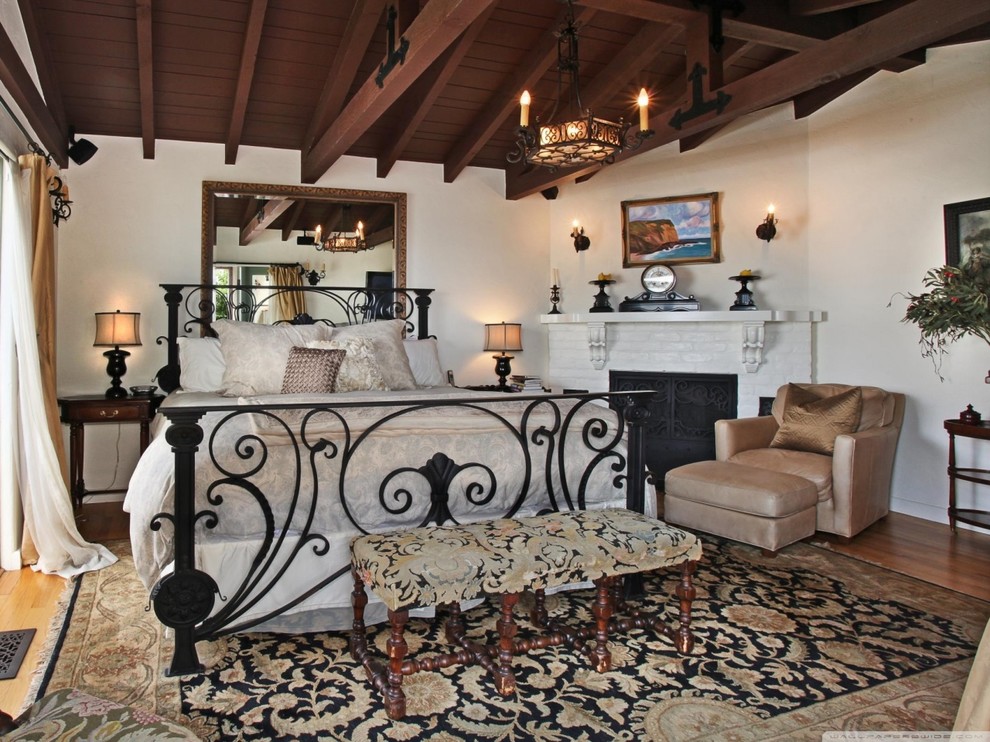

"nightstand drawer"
[59,399,149,423]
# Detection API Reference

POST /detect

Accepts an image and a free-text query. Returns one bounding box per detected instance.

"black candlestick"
[729,274,761,311]
[589,280,616,313]
[549,284,561,314]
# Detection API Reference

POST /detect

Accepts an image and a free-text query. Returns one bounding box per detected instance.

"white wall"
[807,41,990,522]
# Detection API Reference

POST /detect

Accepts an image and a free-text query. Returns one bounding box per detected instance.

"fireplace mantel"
[541,310,823,373]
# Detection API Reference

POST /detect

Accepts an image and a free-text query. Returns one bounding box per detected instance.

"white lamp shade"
[94,311,141,347]
[484,322,522,353]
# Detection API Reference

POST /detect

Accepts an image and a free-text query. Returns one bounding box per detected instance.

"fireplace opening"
[610,370,738,487]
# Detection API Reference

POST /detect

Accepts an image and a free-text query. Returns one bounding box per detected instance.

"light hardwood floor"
[1,503,988,717]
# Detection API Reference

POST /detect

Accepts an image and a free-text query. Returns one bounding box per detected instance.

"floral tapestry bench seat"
[349,507,702,720]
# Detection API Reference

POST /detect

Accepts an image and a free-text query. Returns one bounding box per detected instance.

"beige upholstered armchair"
[714,383,905,539]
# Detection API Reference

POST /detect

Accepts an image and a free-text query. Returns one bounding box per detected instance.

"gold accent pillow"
[770,384,863,455]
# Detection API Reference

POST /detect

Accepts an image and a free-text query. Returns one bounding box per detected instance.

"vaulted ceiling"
[2,0,989,200]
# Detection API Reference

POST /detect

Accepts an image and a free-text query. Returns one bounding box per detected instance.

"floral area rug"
[31,537,989,741]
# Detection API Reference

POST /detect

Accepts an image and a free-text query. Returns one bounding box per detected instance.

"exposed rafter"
[376,5,495,179]
[302,0,388,155]
[240,198,292,245]
[135,0,155,159]
[15,0,65,134]
[302,0,497,183]
[226,0,269,165]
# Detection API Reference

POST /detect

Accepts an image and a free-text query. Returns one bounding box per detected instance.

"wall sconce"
[571,220,590,252]
[298,262,326,285]
[755,204,778,242]
[483,322,523,389]
[94,310,141,399]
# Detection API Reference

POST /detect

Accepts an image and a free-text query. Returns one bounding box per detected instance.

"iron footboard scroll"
[150,390,653,676]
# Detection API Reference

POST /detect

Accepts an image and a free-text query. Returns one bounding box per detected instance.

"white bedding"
[124,387,653,632]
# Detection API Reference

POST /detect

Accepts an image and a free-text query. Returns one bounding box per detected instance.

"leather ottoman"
[664,460,818,553]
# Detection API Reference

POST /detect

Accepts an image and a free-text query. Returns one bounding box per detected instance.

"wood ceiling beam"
[792,68,878,117]
[376,5,494,179]
[302,0,496,184]
[240,198,291,245]
[506,0,990,199]
[441,5,598,184]
[225,0,268,165]
[280,199,306,241]
[581,23,682,110]
[15,0,65,134]
[302,0,387,155]
[0,20,65,165]
[135,0,155,159]
[790,0,884,15]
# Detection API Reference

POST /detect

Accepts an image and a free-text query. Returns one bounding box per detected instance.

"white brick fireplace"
[542,311,823,417]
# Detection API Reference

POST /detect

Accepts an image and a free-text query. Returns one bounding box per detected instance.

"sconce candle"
[552,267,560,286]
[571,221,590,252]
[638,88,650,131]
[755,204,778,242]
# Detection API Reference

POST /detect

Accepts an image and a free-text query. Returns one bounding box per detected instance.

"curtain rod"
[0,92,55,164]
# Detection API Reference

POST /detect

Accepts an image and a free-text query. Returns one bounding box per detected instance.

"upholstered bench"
[664,460,818,554]
[350,508,702,720]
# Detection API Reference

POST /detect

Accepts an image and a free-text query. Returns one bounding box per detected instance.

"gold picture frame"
[621,192,721,267]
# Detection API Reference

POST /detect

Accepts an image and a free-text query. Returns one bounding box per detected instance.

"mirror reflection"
[201,181,407,324]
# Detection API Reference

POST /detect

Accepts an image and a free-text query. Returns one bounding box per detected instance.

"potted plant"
[899,248,990,380]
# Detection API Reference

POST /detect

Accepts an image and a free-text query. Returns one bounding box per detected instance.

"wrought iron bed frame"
[145,284,654,676]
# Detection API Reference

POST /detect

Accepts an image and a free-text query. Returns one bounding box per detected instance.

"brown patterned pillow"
[770,384,863,455]
[281,347,346,394]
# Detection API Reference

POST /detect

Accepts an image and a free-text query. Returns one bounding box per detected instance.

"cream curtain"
[0,155,115,577]
[268,265,306,322]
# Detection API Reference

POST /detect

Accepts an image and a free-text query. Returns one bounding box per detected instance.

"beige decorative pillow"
[332,319,417,390]
[770,384,863,455]
[281,347,346,394]
[213,320,332,396]
[307,338,388,392]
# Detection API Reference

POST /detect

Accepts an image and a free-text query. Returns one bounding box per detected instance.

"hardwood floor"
[1,504,988,719]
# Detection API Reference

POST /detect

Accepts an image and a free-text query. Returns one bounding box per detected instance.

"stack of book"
[509,375,544,392]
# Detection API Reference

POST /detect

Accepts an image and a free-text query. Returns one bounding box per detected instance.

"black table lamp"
[484,322,523,389]
[94,310,141,399]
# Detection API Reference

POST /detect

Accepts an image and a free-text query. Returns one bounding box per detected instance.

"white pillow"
[177,336,226,392]
[308,338,388,392]
[404,338,447,387]
[332,319,417,391]
[213,320,333,396]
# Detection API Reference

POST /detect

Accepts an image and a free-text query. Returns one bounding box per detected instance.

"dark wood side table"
[944,418,990,532]
[58,394,164,508]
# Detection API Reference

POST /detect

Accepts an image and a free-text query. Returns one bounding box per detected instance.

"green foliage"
[901,252,990,377]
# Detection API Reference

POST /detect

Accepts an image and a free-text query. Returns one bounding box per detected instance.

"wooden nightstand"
[57,394,164,508]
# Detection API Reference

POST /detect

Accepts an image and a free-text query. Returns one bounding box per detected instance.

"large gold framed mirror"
[201,181,407,289]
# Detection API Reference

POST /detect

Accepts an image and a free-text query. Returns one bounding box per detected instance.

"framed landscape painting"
[945,197,990,268]
[622,192,721,267]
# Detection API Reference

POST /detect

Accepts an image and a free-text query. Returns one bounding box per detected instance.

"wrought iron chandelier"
[314,206,371,253]
[507,1,654,170]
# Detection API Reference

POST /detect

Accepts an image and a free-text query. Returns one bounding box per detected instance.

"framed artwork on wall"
[621,192,721,267]
[944,197,990,267]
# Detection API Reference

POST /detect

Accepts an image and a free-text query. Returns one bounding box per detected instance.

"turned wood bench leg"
[385,608,410,719]
[591,576,615,672]
[495,593,519,695]
[676,560,698,655]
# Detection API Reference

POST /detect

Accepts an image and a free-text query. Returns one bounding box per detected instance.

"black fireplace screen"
[609,370,737,487]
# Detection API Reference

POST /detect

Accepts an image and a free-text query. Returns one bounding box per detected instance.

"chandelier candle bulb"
[638,88,649,131]
[520,91,531,127]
